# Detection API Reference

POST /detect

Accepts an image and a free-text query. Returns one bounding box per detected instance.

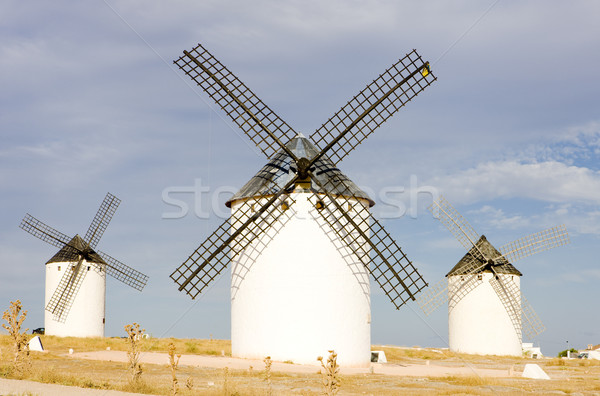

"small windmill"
[418,196,569,356]
[170,44,436,366]
[20,193,149,337]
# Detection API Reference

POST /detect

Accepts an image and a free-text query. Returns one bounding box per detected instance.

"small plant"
[318,350,340,396]
[167,342,181,395]
[222,366,230,394]
[184,341,198,353]
[184,376,194,391]
[264,356,272,396]
[2,300,30,376]
[124,322,145,383]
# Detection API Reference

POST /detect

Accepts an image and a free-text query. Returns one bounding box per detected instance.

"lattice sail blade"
[97,250,148,291]
[521,293,546,339]
[448,272,484,313]
[417,253,487,315]
[489,273,522,342]
[84,192,121,249]
[499,225,570,264]
[311,175,427,309]
[429,196,483,257]
[19,214,72,250]
[416,278,448,315]
[46,258,87,322]
[171,193,294,299]
[174,44,297,159]
[310,49,436,165]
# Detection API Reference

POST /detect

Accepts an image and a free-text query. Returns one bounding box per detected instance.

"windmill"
[20,192,149,337]
[170,43,436,366]
[417,196,570,356]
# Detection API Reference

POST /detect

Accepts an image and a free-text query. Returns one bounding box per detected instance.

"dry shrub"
[168,342,181,395]
[437,375,492,387]
[318,350,340,395]
[184,341,198,353]
[124,322,145,383]
[264,356,273,396]
[546,358,567,366]
[2,300,30,376]
[222,366,232,395]
[578,358,600,367]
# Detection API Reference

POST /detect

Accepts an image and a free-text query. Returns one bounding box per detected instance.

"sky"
[1,1,599,357]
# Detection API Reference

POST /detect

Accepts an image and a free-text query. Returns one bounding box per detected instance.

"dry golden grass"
[0,334,232,357]
[2,335,600,395]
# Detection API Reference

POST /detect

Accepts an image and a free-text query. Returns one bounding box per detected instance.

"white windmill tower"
[20,193,149,337]
[418,196,570,356]
[170,43,436,366]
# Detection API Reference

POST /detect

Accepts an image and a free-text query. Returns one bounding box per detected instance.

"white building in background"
[44,235,106,337]
[447,236,524,356]
[227,135,373,367]
[522,343,543,358]
[579,344,600,360]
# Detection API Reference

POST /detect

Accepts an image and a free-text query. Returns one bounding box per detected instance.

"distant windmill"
[418,196,569,356]
[170,44,436,366]
[20,193,149,337]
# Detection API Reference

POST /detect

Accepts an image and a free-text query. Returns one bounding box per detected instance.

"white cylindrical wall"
[448,272,521,356]
[45,261,106,337]
[230,192,371,367]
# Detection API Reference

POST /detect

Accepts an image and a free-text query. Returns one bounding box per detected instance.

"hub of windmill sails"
[291,157,313,189]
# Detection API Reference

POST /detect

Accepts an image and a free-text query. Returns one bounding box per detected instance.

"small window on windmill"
[477,274,482,281]
[58,266,61,271]
[87,266,90,271]
[315,200,325,210]
[281,200,290,211]
[460,276,464,281]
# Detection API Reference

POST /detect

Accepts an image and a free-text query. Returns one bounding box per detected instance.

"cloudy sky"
[1,1,599,356]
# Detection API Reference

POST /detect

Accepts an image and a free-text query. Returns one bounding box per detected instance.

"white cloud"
[467,205,529,230]
[430,160,600,205]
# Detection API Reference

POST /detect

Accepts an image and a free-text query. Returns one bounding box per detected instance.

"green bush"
[557,348,578,358]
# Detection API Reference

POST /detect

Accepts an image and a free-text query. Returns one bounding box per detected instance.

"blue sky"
[1,1,599,356]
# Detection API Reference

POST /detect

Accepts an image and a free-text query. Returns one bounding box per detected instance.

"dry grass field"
[1,335,600,395]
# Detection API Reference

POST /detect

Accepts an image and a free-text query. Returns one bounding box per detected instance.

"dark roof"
[226,134,374,207]
[446,235,522,277]
[46,235,106,265]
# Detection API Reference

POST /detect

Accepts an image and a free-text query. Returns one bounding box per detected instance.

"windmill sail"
[171,42,436,312]
[84,193,121,250]
[310,50,436,165]
[174,44,297,159]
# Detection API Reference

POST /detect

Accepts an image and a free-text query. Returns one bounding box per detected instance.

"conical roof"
[46,235,106,265]
[226,134,374,207]
[446,235,522,277]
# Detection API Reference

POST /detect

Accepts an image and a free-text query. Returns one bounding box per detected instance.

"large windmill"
[418,196,569,356]
[170,44,436,366]
[20,193,149,337]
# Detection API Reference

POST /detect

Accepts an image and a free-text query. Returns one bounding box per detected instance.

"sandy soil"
[0,377,144,396]
[71,350,514,378]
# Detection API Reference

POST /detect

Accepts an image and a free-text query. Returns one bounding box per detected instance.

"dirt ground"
[1,337,600,395]
[70,349,515,377]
